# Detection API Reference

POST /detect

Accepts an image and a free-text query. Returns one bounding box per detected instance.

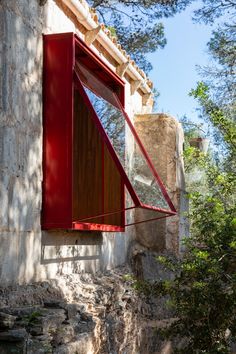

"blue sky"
[147,1,213,122]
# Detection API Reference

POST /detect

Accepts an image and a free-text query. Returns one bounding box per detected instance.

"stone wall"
[134,114,187,255]
[0,267,178,354]
[0,1,189,352]
[0,0,185,287]
[0,0,140,285]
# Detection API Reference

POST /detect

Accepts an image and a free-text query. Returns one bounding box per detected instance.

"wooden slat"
[73,90,104,224]
[103,144,123,226]
[73,90,124,227]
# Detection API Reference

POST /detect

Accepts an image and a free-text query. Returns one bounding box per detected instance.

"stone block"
[0,128,18,173]
[2,176,40,231]
[0,232,20,284]
[134,113,186,255]
[0,8,43,126]
[28,308,66,336]
[0,329,27,342]
[135,210,166,251]
[0,312,16,330]
[2,0,43,33]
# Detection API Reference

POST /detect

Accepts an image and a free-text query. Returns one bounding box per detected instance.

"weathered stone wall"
[0,1,188,352]
[0,0,185,287]
[0,0,142,284]
[0,267,178,354]
[0,0,45,284]
[134,114,187,255]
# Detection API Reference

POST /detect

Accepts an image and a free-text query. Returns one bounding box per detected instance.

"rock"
[52,325,74,346]
[27,337,52,354]
[80,312,92,322]
[43,300,63,309]
[0,329,27,342]
[66,304,80,319]
[28,309,66,336]
[55,333,95,354]
[0,268,178,353]
[0,341,27,354]
[1,306,41,319]
[34,334,52,342]
[28,323,44,336]
[0,312,16,330]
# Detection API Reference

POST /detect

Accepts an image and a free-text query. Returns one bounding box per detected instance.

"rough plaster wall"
[0,0,44,284]
[134,113,186,255]
[0,0,143,285]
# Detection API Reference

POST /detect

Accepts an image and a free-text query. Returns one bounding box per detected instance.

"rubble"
[0,267,175,354]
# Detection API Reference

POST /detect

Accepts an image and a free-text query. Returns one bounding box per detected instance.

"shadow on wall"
[41,231,103,275]
[0,1,46,284]
[101,229,133,270]
[0,1,105,283]
[0,1,130,284]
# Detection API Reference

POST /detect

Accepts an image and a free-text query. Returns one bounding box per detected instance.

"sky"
[147,1,213,123]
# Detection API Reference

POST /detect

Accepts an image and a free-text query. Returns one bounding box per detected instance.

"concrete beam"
[142,93,152,106]
[131,80,142,95]
[85,25,101,46]
[116,61,129,77]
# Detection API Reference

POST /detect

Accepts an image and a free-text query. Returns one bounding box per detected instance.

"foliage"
[117,22,166,73]
[87,0,190,72]
[94,0,236,350]
[127,2,236,350]
[192,0,236,156]
[142,148,236,353]
[158,37,236,350]
[180,115,206,140]
[191,0,236,24]
[153,65,236,352]
[88,0,236,73]
[196,24,236,121]
[189,82,236,158]
[164,7,236,342]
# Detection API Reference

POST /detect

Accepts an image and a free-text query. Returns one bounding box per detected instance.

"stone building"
[0,1,187,352]
[0,0,186,285]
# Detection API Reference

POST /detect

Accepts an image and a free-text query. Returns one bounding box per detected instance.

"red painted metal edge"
[43,222,123,232]
[74,34,125,105]
[42,33,74,229]
[74,206,136,223]
[125,213,173,227]
[140,203,177,215]
[72,222,125,232]
[43,32,176,231]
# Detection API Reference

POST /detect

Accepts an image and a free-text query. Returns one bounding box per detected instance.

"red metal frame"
[42,33,74,229]
[42,33,126,231]
[74,35,125,106]
[42,32,176,232]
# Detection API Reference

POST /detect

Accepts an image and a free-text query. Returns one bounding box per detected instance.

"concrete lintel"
[116,61,129,77]
[85,25,101,46]
[131,80,142,95]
